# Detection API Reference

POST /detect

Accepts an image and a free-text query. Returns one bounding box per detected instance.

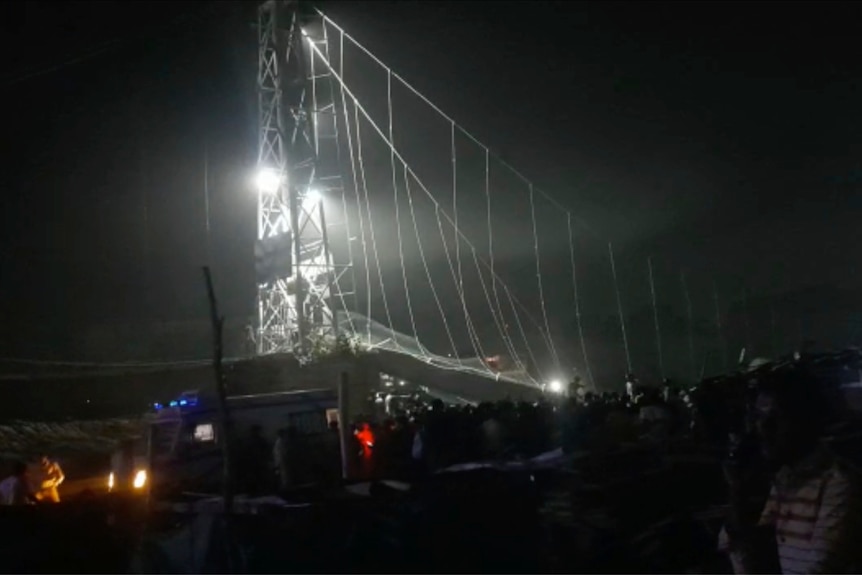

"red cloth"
[356,428,375,459]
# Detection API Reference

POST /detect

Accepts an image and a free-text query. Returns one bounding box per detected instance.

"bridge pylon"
[255,1,350,356]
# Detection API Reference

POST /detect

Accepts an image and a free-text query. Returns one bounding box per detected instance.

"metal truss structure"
[255,0,352,355]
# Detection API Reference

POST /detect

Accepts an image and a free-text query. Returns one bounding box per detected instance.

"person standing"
[719,371,862,573]
[36,455,64,503]
[0,461,37,505]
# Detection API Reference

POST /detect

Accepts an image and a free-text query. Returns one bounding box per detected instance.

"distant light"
[256,168,282,194]
[169,400,178,407]
[133,470,147,490]
[179,399,187,406]
[548,380,563,394]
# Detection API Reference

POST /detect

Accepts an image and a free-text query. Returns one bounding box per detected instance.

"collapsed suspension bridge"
[3,1,805,393]
[252,0,603,390]
[250,0,772,391]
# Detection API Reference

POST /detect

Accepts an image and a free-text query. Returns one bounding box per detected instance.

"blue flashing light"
[153,396,199,412]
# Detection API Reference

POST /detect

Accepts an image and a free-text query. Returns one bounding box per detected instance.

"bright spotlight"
[133,469,148,489]
[548,380,563,394]
[305,188,321,204]
[256,168,281,194]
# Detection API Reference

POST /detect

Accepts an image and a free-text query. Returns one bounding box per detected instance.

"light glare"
[133,469,148,489]
[305,188,321,204]
[256,168,281,194]
[548,380,563,394]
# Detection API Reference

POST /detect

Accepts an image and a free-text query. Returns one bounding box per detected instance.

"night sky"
[2,1,860,382]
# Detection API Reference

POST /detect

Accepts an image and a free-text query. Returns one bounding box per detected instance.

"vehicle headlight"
[133,469,147,489]
[108,472,115,491]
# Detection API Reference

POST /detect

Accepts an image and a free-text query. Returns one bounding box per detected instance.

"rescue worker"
[36,455,64,503]
[355,422,375,478]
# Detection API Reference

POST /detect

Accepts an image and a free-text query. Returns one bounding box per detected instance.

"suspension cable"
[323,22,357,336]
[307,40,555,370]
[501,282,546,385]
[609,242,632,373]
[336,32,373,344]
[352,100,402,350]
[387,69,425,358]
[317,11,603,241]
[312,24,354,337]
[403,165,461,363]
[0,357,213,369]
[433,203,494,375]
[449,121,488,367]
[468,246,536,384]
[485,148,528,375]
[529,183,562,371]
[567,213,596,390]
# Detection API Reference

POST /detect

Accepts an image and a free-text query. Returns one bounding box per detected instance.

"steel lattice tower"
[255,0,346,355]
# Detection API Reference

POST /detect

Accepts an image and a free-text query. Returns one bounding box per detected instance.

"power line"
[4,39,124,87]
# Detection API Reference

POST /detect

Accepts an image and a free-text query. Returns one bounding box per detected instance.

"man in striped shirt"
[719,370,862,574]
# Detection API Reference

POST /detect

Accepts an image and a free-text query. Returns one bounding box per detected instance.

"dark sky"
[2,1,861,371]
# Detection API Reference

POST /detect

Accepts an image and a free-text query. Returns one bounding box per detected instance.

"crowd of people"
[3,354,862,573]
[340,363,862,573]
[0,455,65,505]
[343,377,701,479]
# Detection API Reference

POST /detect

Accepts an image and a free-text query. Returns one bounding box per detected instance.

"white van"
[109,388,340,497]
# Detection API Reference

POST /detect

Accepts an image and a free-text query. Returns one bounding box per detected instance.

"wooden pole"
[203,266,234,571]
[203,139,212,264]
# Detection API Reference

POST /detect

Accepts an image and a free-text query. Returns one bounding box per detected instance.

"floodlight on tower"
[256,168,281,194]
[302,188,323,211]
